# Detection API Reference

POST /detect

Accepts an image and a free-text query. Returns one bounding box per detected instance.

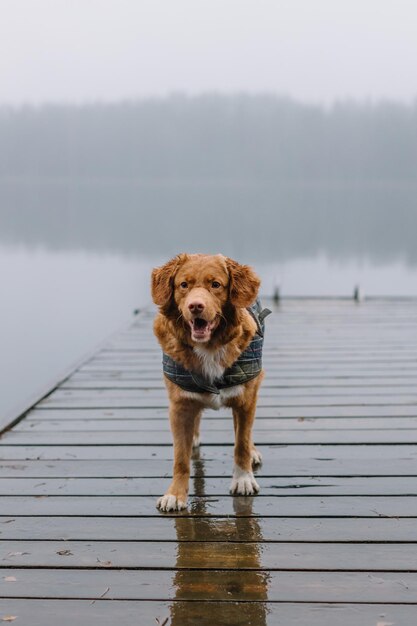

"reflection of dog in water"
[169,448,269,625]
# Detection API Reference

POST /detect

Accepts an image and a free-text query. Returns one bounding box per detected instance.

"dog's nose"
[188,300,205,313]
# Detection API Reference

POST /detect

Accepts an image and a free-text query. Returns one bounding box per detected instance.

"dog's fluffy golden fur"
[151,253,264,511]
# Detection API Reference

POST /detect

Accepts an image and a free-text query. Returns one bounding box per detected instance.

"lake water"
[1,180,417,420]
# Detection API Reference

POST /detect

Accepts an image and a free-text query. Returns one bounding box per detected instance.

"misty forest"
[0,94,416,263]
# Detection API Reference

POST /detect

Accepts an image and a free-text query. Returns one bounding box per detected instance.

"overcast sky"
[1,0,417,105]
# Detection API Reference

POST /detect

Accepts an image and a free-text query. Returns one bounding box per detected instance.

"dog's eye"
[212,281,221,288]
[180,281,188,289]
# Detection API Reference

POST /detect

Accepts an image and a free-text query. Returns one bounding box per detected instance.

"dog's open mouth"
[189,317,216,342]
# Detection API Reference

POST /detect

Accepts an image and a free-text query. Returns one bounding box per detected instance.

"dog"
[151,253,270,512]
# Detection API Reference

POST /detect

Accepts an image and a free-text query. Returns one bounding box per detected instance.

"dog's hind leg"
[192,410,202,448]
[251,446,263,466]
[230,377,262,496]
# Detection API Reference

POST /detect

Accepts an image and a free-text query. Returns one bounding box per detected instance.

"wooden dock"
[1,298,417,625]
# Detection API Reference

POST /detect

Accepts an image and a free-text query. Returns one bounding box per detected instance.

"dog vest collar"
[162,300,271,395]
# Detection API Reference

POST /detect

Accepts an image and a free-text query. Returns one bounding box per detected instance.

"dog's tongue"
[190,317,211,340]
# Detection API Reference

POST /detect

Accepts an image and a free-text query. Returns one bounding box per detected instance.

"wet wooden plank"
[61,378,417,391]
[2,539,417,570]
[2,495,417,517]
[36,394,417,409]
[2,456,417,477]
[3,516,417,542]
[2,569,417,603]
[27,405,417,417]
[17,416,417,431]
[2,443,417,460]
[3,476,417,497]
[44,385,417,398]
[0,599,413,626]
[79,361,417,373]
[5,429,417,445]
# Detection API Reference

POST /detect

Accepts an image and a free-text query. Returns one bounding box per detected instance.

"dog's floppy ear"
[151,254,188,309]
[226,257,261,308]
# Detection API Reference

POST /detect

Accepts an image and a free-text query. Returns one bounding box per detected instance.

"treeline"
[1,94,416,181]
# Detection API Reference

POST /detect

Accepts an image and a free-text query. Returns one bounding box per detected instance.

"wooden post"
[353,285,364,302]
[272,286,280,304]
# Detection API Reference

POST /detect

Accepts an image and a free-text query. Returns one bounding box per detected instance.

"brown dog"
[151,253,268,512]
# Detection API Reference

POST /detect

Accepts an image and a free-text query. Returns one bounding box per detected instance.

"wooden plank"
[2,569,417,603]
[27,405,417,417]
[60,376,417,390]
[2,516,417,542]
[2,457,417,478]
[2,495,417,517]
[0,599,413,626]
[2,539,417,570]
[16,417,417,430]
[5,429,417,445]
[2,443,417,460]
[61,376,415,393]
[36,395,417,409]
[3,476,417,497]
[47,385,417,397]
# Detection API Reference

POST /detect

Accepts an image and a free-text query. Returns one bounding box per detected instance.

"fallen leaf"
[96,559,112,567]
[6,552,30,557]
[56,550,73,556]
[4,577,17,582]
[1,617,17,622]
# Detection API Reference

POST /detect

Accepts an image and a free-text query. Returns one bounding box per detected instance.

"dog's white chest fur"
[193,345,226,382]
[179,346,243,409]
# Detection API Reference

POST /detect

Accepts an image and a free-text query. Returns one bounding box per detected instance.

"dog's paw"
[230,465,260,496]
[251,447,263,466]
[192,434,201,448]
[157,494,187,512]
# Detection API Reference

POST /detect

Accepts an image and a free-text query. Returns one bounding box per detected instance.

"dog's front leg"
[157,397,201,512]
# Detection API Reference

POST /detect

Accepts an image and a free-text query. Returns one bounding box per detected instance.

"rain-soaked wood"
[26,404,417,417]
[2,539,417,570]
[2,443,417,460]
[7,429,417,445]
[3,495,417,516]
[2,515,417,542]
[16,416,417,430]
[0,600,414,626]
[2,569,417,602]
[2,298,417,623]
[2,457,417,477]
[4,475,417,496]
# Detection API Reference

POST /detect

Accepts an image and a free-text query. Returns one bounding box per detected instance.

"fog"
[3,0,417,104]
[1,95,416,265]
